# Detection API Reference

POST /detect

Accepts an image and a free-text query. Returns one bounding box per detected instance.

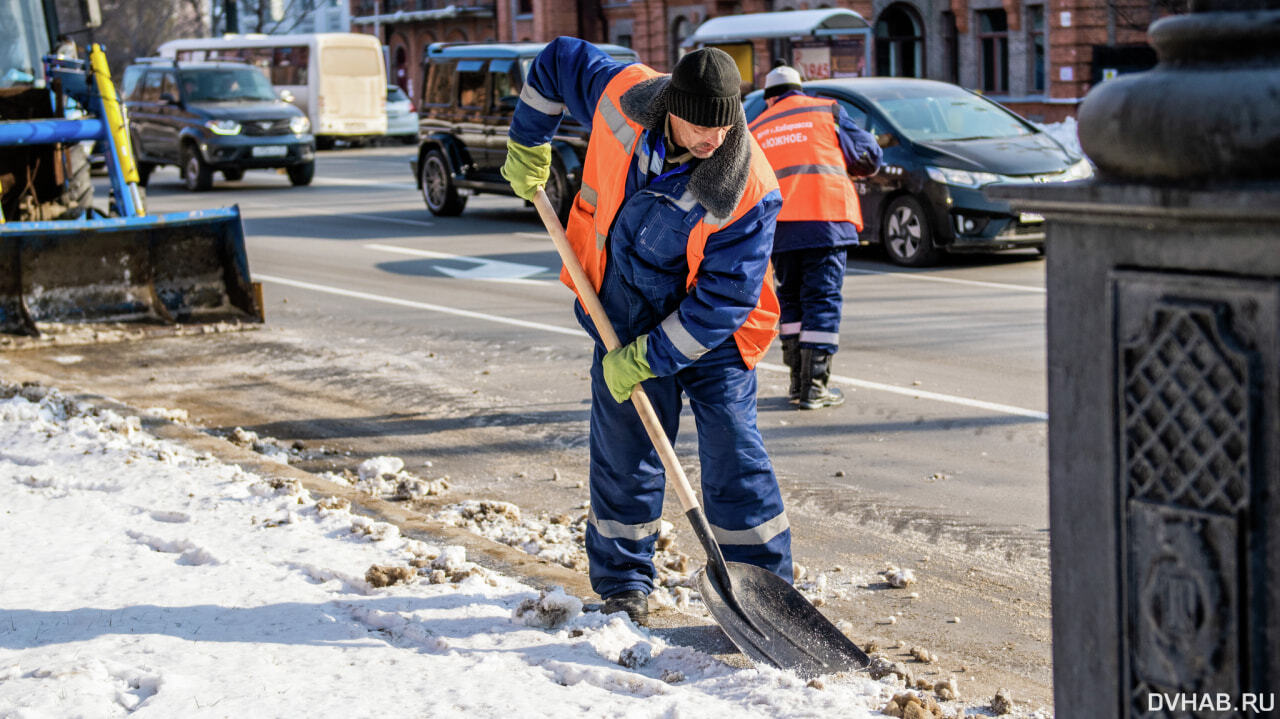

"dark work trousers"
[773,246,848,354]
[583,339,793,599]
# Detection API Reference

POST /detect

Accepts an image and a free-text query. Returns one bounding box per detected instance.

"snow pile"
[318,453,451,501]
[512,586,583,629]
[0,383,909,717]
[436,501,701,596]
[1040,117,1082,157]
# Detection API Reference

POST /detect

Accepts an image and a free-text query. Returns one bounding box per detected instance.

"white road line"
[256,274,583,336]
[312,176,418,191]
[241,203,435,228]
[344,212,436,228]
[848,268,1046,293]
[259,273,1048,420]
[756,362,1047,419]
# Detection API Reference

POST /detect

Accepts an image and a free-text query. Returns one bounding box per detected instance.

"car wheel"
[222,167,244,182]
[135,162,154,188]
[544,155,572,225]
[882,195,938,267]
[182,144,213,192]
[420,148,466,216]
[286,161,315,186]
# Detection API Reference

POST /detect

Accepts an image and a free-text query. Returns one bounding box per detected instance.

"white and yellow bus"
[158,33,387,148]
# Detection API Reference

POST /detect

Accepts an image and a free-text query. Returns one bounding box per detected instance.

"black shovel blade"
[697,561,870,678]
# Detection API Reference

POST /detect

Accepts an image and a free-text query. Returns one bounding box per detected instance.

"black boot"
[602,590,649,626]
[798,348,844,410]
[781,337,801,403]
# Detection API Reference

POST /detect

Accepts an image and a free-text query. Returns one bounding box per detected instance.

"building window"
[940,10,958,84]
[671,17,692,68]
[517,0,532,16]
[977,9,1009,93]
[875,4,924,78]
[1027,5,1046,93]
[616,34,632,48]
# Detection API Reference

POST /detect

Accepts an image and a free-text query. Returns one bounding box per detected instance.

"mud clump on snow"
[934,676,960,702]
[883,565,916,588]
[869,655,914,685]
[617,642,652,669]
[882,691,944,719]
[366,564,415,588]
[350,456,450,501]
[991,688,1015,715]
[511,587,583,630]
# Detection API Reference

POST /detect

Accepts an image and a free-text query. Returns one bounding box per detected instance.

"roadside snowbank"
[0,384,910,718]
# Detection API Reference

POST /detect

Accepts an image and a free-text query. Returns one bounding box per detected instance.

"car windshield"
[866,86,1033,143]
[182,68,276,102]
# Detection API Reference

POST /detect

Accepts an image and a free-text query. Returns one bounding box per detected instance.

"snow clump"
[512,586,583,629]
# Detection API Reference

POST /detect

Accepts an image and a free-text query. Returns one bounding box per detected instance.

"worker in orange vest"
[500,39,790,626]
[750,66,882,409]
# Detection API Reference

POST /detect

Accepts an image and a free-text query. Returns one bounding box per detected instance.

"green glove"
[500,138,551,201]
[602,336,656,403]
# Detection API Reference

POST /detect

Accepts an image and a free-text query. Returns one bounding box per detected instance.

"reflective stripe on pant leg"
[586,343,681,598]
[773,250,803,337]
[797,246,847,354]
[678,341,792,582]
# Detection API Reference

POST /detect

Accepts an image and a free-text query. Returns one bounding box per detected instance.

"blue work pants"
[584,339,793,599]
[773,247,848,354]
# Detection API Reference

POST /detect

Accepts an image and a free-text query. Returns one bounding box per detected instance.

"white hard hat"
[764,65,803,90]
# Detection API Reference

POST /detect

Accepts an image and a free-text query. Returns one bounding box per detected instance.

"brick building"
[351,0,1175,122]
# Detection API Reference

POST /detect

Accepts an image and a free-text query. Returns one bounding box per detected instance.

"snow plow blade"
[0,206,261,335]
[697,557,871,677]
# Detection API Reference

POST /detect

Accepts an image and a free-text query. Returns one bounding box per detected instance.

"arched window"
[671,17,692,68]
[875,4,925,78]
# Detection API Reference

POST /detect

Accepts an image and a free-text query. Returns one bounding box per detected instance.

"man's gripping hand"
[501,139,552,200]
[602,336,657,403]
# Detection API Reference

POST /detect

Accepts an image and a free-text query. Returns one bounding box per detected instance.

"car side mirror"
[876,132,897,149]
[159,92,178,105]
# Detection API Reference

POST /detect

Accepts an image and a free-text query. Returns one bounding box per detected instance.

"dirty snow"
[0,384,920,718]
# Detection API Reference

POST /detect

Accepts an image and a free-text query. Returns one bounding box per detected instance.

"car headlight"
[925,166,1002,187]
[1060,158,1094,181]
[289,115,311,135]
[204,119,241,135]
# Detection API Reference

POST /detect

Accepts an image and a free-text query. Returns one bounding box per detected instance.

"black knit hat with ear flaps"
[665,47,743,128]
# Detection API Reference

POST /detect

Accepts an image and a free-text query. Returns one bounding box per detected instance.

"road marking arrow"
[365,243,550,284]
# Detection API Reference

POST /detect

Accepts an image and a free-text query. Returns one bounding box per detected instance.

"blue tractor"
[0,0,261,337]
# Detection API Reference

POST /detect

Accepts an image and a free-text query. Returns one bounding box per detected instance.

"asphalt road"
[12,146,1054,709]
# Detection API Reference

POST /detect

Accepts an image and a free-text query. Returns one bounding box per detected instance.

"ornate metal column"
[992,2,1280,716]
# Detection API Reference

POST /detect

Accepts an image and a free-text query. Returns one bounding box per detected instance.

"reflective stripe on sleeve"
[519,84,565,116]
[799,330,840,345]
[598,93,637,150]
[588,507,663,541]
[780,322,802,336]
[774,163,848,179]
[661,312,711,362]
[710,511,790,546]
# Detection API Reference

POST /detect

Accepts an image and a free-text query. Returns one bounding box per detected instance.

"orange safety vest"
[561,64,780,368]
[748,94,862,229]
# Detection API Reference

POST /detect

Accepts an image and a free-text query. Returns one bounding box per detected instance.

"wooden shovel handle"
[532,189,702,515]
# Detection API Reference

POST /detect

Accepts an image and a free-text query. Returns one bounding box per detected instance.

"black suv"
[124,61,316,191]
[411,42,637,222]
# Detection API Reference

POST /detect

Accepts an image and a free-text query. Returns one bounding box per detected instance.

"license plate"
[1019,212,1045,224]
[252,145,287,158]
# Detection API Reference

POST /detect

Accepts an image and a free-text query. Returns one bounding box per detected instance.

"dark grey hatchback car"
[124,61,316,191]
[744,78,1092,266]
